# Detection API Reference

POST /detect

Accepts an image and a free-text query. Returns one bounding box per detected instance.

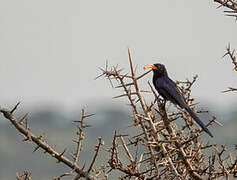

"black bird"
[144,63,213,137]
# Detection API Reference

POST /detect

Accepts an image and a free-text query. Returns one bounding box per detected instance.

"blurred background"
[0,0,237,179]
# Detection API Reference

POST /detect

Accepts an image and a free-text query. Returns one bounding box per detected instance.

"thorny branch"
[1,49,237,179]
[16,171,31,180]
[223,43,237,71]
[222,87,237,92]
[98,50,237,179]
[222,43,237,93]
[0,105,99,180]
[72,109,94,165]
[214,0,237,19]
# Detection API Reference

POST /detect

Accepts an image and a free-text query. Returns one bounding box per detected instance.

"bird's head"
[143,63,168,76]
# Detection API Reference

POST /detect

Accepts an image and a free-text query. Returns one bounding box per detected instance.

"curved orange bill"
[143,64,158,70]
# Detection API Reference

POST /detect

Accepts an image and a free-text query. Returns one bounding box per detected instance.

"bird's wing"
[155,77,213,137]
[156,77,187,109]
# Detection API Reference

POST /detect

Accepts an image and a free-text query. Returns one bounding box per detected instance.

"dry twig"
[0,105,98,180]
[97,50,236,179]
[222,43,237,93]
[214,0,237,19]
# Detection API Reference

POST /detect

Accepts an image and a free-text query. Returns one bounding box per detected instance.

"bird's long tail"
[185,107,213,137]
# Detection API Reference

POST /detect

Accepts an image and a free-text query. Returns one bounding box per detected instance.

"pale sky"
[0,0,236,113]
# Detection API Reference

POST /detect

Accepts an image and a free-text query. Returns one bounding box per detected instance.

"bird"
[144,63,213,137]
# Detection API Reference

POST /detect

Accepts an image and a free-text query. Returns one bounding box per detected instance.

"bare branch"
[99,51,236,179]
[16,171,31,180]
[214,0,237,18]
[0,106,97,180]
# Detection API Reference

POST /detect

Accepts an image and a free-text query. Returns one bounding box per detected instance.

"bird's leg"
[163,99,167,107]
